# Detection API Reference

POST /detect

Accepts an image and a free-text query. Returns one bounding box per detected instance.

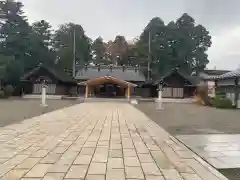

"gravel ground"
[135,102,240,135]
[0,99,79,127]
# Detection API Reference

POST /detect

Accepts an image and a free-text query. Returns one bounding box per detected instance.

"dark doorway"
[96,83,125,98]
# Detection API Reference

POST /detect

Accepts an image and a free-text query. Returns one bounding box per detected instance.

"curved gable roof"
[154,69,200,85]
[21,64,76,84]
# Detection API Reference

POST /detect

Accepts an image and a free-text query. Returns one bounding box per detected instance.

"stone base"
[156,98,163,102]
[130,99,138,105]
[40,104,48,107]
[156,101,164,109]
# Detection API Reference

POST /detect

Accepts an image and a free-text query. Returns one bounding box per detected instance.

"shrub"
[4,85,14,98]
[0,90,4,98]
[197,85,213,106]
[215,91,226,98]
[212,96,233,109]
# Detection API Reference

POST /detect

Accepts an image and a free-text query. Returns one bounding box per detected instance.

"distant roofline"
[76,64,147,70]
[75,64,146,82]
[203,69,230,73]
[203,69,230,72]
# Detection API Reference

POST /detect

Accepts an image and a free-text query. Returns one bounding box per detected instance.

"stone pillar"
[157,83,163,109]
[158,84,163,100]
[41,85,47,107]
[85,85,89,98]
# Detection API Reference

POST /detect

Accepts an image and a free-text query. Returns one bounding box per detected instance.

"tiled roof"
[154,69,200,85]
[204,69,240,80]
[21,64,77,84]
[203,69,230,76]
[75,66,146,82]
[217,70,240,79]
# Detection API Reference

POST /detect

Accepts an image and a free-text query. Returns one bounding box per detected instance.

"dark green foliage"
[0,0,212,88]
[4,84,14,97]
[212,96,234,109]
[0,1,56,85]
[0,0,32,68]
[92,37,109,65]
[0,90,4,98]
[112,35,128,65]
[131,13,211,79]
[53,23,92,69]
[30,20,56,67]
[0,55,12,80]
[216,91,226,98]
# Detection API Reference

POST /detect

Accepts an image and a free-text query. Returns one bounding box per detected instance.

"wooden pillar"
[127,85,131,99]
[85,85,89,98]
[125,88,127,98]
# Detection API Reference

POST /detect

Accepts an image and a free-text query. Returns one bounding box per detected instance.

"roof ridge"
[77,65,140,70]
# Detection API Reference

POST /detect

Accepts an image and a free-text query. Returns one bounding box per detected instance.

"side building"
[213,70,240,108]
[20,64,78,96]
[145,68,200,99]
[200,69,230,97]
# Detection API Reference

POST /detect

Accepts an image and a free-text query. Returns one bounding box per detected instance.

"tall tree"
[112,35,128,65]
[0,0,32,84]
[53,23,92,70]
[134,14,211,79]
[105,40,114,63]
[92,37,109,65]
[173,13,211,74]
[32,20,52,47]
[127,42,139,66]
[31,20,55,67]
[135,17,169,78]
[0,55,13,87]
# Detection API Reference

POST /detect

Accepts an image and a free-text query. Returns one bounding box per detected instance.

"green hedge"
[0,85,14,99]
[212,96,234,109]
[0,90,4,98]
[4,85,14,98]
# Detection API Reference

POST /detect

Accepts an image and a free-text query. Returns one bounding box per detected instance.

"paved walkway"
[178,134,240,169]
[0,102,228,180]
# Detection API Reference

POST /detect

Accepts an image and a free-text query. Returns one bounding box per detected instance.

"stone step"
[84,98,129,103]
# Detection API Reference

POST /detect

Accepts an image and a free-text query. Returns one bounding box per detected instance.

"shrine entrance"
[78,76,137,99]
[98,83,125,98]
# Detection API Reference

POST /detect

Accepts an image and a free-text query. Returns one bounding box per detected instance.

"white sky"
[20,0,240,70]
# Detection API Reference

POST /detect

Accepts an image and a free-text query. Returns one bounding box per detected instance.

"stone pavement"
[0,102,228,180]
[178,134,240,169]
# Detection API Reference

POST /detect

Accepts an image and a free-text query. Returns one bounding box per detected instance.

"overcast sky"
[20,0,240,70]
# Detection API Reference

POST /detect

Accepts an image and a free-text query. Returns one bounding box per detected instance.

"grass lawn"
[0,98,79,127]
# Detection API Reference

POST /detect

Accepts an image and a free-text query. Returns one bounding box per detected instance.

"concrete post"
[158,88,162,101]
[41,85,47,107]
[85,85,89,98]
[156,83,163,109]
